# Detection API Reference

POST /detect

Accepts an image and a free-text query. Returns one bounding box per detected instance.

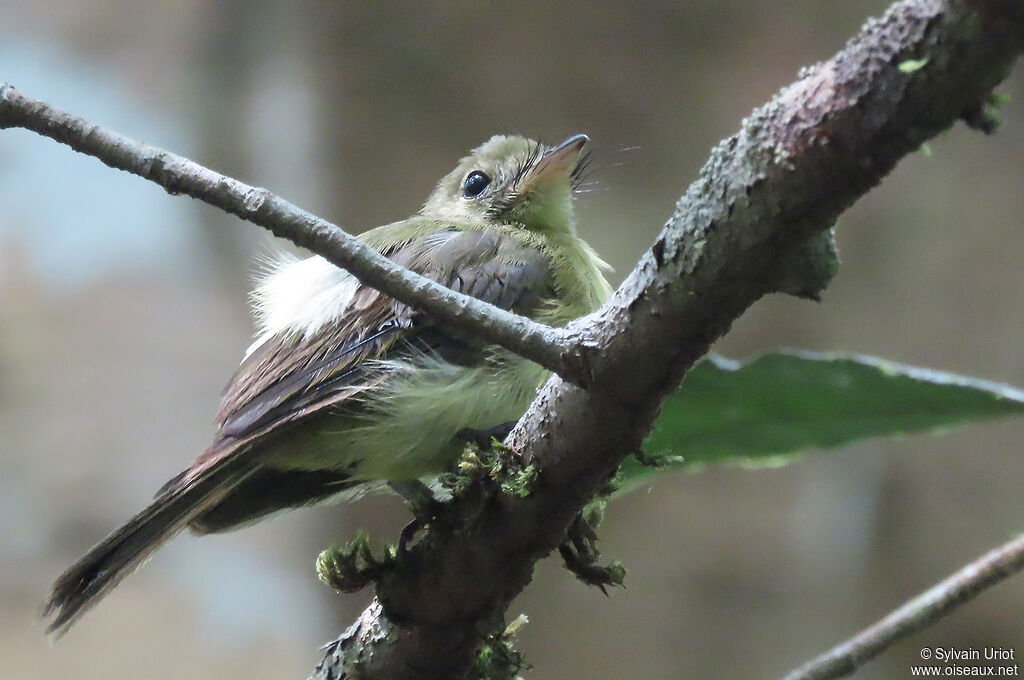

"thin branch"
[0,83,587,386]
[779,533,1024,680]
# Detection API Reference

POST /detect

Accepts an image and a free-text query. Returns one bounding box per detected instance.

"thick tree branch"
[4,0,1022,677]
[779,532,1024,680]
[312,1,1024,677]
[0,84,587,386]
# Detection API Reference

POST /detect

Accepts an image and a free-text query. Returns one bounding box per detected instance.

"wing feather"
[209,225,553,461]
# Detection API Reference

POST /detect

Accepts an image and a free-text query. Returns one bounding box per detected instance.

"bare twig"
[0,83,586,385]
[780,533,1024,680]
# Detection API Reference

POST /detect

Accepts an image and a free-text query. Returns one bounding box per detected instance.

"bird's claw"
[456,421,517,449]
[558,510,626,593]
[388,480,444,552]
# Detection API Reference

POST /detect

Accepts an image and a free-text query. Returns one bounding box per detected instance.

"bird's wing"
[193,226,552,472]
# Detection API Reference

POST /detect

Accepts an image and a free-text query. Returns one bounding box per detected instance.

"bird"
[44,133,612,636]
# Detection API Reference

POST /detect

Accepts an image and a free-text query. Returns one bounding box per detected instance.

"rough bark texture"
[312,2,1024,678]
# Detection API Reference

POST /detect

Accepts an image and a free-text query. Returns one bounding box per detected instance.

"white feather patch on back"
[244,254,359,359]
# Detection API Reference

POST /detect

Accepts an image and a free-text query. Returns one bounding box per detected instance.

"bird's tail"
[43,459,252,637]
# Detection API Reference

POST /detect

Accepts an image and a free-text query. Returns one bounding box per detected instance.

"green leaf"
[619,351,1024,492]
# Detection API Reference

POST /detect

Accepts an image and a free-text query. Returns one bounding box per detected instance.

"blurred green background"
[1,2,1022,678]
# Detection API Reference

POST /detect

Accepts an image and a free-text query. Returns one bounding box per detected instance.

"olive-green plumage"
[45,133,612,636]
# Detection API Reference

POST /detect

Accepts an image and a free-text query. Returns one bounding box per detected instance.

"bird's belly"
[262,353,546,481]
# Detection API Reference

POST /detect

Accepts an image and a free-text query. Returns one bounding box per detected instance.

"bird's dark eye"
[462,170,491,198]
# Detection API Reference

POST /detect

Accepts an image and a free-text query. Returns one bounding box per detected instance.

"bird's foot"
[558,502,626,594]
[456,420,518,450]
[388,480,445,552]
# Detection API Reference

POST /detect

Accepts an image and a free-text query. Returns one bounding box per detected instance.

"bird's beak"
[524,134,589,188]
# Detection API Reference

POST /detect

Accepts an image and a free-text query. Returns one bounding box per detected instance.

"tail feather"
[44,460,253,637]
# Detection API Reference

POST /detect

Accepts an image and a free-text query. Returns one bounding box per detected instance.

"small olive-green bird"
[44,133,611,635]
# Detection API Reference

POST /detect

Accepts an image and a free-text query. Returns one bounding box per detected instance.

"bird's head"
[421,134,590,234]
